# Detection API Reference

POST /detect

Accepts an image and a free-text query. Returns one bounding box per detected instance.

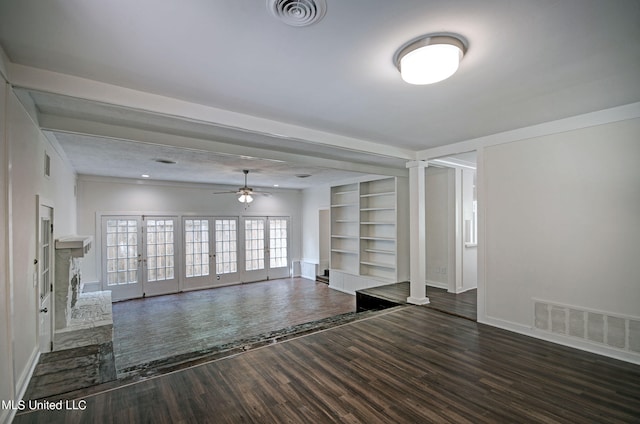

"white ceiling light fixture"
[394,34,467,85]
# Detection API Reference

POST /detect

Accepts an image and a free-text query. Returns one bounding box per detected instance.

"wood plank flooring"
[112,277,355,375]
[358,282,477,321]
[426,287,477,320]
[15,306,640,423]
[21,278,356,401]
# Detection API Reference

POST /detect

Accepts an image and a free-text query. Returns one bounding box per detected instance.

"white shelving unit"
[330,183,359,274]
[329,177,409,294]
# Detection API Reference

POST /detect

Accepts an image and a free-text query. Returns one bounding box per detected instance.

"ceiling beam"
[9,62,415,161]
[39,113,408,178]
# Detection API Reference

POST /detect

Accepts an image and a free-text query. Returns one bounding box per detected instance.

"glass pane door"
[143,217,178,297]
[38,204,53,353]
[268,217,290,279]
[215,218,239,284]
[242,218,268,282]
[183,217,239,289]
[241,217,290,282]
[103,217,143,301]
[184,218,212,290]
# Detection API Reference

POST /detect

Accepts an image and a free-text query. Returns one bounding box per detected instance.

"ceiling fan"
[213,169,271,204]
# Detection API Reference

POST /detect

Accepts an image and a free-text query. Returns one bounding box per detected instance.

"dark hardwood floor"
[426,286,477,320]
[21,278,356,401]
[15,306,640,423]
[112,277,356,375]
[358,282,477,321]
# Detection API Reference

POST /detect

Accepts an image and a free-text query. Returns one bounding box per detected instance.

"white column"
[406,161,429,305]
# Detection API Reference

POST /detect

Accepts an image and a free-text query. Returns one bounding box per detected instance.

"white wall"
[77,176,302,285]
[482,118,640,341]
[2,86,77,419]
[318,209,330,273]
[0,77,13,424]
[300,185,330,264]
[425,166,454,289]
[298,185,330,280]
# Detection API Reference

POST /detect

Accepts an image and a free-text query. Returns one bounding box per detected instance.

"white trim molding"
[418,102,640,160]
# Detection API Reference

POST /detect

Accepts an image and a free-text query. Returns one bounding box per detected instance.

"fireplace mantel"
[54,235,113,351]
[55,235,93,257]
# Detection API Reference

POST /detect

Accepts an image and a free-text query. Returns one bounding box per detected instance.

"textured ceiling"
[1,0,639,185]
[49,131,368,189]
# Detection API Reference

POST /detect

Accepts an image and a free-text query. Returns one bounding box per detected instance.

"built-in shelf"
[364,248,394,254]
[360,207,395,212]
[360,191,395,198]
[331,249,358,254]
[360,261,395,269]
[330,177,409,293]
[333,190,358,196]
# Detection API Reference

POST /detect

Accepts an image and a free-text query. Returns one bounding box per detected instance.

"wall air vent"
[267,0,327,27]
[534,299,640,354]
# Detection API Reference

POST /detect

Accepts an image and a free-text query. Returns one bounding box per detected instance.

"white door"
[103,216,179,301]
[183,217,239,290]
[143,217,179,297]
[267,217,290,279]
[37,204,54,353]
[103,217,143,301]
[242,217,290,282]
[242,217,268,282]
[213,218,240,284]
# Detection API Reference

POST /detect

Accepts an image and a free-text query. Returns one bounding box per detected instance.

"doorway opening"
[426,151,478,319]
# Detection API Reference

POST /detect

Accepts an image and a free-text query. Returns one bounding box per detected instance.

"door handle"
[40,307,48,313]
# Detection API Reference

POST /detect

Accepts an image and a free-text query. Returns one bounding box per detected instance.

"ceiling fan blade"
[212,191,238,195]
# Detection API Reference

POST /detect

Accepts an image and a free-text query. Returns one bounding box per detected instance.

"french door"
[183,217,239,290]
[102,215,290,299]
[37,202,54,353]
[242,217,290,282]
[102,216,178,301]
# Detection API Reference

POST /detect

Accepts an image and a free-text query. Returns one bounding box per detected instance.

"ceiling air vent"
[267,0,327,27]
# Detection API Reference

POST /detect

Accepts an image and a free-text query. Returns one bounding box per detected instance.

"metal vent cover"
[267,0,327,27]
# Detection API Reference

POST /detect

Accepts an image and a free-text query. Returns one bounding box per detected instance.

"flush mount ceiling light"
[394,34,467,85]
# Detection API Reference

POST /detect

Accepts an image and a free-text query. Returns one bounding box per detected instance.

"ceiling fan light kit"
[238,193,254,203]
[212,170,270,205]
[394,34,466,85]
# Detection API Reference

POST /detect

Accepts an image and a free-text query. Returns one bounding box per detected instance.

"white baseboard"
[426,280,448,290]
[479,314,640,365]
[328,285,355,296]
[14,346,39,401]
[454,286,477,294]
